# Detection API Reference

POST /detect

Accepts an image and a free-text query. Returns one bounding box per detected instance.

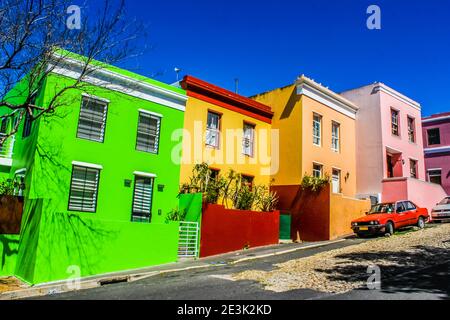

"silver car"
[431,197,450,222]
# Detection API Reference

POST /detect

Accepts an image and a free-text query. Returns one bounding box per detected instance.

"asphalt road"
[30,236,450,301]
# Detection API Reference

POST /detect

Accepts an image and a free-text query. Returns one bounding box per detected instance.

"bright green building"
[0,52,187,284]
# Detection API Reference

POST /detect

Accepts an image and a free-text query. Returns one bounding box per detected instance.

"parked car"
[351,200,428,237]
[431,197,450,223]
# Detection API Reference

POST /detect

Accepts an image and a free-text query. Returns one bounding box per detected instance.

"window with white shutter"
[68,165,100,212]
[206,111,220,148]
[77,96,108,142]
[136,112,161,153]
[242,122,255,157]
[131,176,154,222]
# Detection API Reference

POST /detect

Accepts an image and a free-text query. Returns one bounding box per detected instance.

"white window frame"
[206,111,221,149]
[407,116,416,143]
[391,108,399,136]
[409,159,418,179]
[77,95,108,143]
[331,168,341,194]
[242,122,255,157]
[313,113,322,146]
[427,168,442,185]
[68,164,101,213]
[312,163,323,178]
[331,121,340,152]
[136,111,161,154]
[131,174,155,222]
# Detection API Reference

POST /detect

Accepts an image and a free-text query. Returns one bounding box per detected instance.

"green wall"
[2,67,186,284]
[0,234,19,277]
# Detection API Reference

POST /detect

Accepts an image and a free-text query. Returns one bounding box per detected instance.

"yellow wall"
[252,85,303,186]
[180,95,272,186]
[253,85,357,197]
[330,193,371,239]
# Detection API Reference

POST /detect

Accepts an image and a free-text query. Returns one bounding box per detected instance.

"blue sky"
[106,0,449,116]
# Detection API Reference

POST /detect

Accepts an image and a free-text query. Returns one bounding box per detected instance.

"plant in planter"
[254,185,279,212]
[179,163,227,204]
[301,173,330,192]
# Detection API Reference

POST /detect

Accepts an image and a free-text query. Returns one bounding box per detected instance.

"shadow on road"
[316,244,450,299]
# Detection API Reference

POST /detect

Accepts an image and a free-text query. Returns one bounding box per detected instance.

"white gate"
[178,221,199,258]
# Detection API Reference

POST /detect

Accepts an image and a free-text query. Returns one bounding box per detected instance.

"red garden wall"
[199,204,280,258]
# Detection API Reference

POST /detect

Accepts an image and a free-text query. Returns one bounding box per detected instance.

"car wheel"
[417,217,425,229]
[385,222,394,236]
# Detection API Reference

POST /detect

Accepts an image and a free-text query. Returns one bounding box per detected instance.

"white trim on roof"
[133,171,157,178]
[48,54,187,112]
[138,109,163,118]
[296,76,358,120]
[422,115,450,123]
[373,83,421,111]
[72,161,103,170]
[424,146,450,154]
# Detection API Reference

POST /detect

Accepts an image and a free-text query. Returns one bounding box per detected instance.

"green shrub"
[301,173,330,192]
[0,179,15,196]
[165,207,187,223]
[179,163,279,212]
[254,185,279,212]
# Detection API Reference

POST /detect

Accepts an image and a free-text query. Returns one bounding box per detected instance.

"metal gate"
[178,221,199,258]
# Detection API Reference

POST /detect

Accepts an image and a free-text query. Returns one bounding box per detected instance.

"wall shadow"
[315,244,450,299]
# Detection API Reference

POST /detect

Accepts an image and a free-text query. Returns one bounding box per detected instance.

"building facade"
[252,76,370,241]
[252,76,359,196]
[422,112,450,195]
[179,75,274,187]
[341,83,447,212]
[0,53,187,284]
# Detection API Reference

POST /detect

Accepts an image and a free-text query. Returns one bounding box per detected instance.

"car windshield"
[369,203,395,214]
[438,197,450,205]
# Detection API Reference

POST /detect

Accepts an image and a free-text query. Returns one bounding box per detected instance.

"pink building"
[341,83,446,213]
[422,112,450,195]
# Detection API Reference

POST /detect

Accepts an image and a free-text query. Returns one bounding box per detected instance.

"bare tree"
[0,0,146,145]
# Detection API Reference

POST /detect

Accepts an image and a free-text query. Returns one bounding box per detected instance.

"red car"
[351,200,429,237]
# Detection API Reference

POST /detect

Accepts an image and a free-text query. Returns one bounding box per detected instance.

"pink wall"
[422,116,450,195]
[424,153,450,195]
[342,84,426,200]
[382,177,447,216]
[422,118,450,148]
[379,91,425,181]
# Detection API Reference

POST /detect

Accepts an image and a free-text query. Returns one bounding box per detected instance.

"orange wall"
[253,85,357,197]
[301,95,357,197]
[180,95,272,186]
[329,193,371,239]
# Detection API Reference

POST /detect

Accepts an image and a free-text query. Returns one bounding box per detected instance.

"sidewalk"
[0,239,345,300]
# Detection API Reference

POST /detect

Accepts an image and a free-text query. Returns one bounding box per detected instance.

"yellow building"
[179,76,274,187]
[252,75,370,241]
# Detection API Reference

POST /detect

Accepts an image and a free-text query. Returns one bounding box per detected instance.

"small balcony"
[0,133,15,166]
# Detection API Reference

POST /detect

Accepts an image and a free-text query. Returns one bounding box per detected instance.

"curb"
[0,239,347,300]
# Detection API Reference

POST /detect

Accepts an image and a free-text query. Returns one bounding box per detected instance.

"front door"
[387,155,394,178]
[332,169,341,193]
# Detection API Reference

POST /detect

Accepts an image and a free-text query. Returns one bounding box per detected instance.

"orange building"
[179,76,274,187]
[252,76,370,241]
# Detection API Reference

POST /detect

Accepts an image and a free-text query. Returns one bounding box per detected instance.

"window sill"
[205,144,220,150]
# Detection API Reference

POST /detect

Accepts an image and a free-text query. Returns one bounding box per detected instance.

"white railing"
[178,221,199,259]
[0,133,15,159]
